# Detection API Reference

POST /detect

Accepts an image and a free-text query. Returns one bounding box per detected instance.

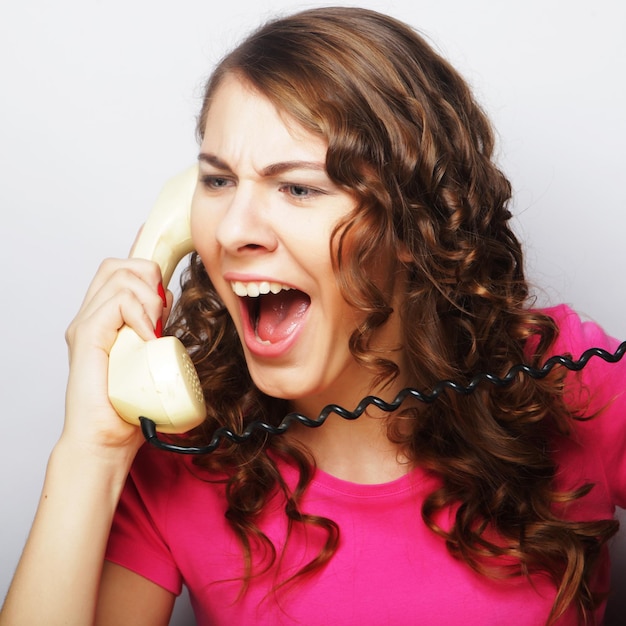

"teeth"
[231,280,293,298]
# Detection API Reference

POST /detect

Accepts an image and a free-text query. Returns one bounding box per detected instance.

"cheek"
[190,210,227,303]
[191,206,219,261]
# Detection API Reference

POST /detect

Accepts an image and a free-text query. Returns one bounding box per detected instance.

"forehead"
[200,74,328,168]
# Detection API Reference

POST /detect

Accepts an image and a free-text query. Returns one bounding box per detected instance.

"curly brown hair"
[166,7,617,623]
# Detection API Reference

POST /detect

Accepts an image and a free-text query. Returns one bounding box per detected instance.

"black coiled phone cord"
[140,341,626,455]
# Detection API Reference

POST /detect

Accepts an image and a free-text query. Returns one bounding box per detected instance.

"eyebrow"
[198,152,327,177]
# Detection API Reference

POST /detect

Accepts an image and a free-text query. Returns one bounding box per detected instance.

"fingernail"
[157,283,167,307]
[155,319,163,338]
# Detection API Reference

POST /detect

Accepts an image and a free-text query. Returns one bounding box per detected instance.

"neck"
[285,289,413,484]
[287,382,413,484]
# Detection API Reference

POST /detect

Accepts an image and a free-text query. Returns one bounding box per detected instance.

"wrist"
[49,434,140,499]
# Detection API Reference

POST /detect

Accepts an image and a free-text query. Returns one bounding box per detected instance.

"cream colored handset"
[107,166,207,433]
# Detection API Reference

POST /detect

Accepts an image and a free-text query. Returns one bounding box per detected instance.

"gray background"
[1,1,624,623]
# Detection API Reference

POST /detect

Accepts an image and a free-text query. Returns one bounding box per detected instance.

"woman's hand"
[63,257,172,455]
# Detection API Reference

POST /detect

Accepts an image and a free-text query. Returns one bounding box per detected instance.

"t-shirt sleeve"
[548,304,626,509]
[105,444,183,595]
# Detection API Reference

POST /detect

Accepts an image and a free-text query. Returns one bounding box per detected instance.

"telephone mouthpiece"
[108,327,206,434]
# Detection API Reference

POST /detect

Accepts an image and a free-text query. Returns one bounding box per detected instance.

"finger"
[78,263,165,330]
[78,258,163,316]
[158,288,176,337]
[67,285,160,361]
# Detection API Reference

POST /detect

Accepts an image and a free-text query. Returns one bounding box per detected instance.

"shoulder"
[543,304,620,356]
[127,442,228,512]
[107,443,231,595]
[541,304,626,510]
[541,304,624,413]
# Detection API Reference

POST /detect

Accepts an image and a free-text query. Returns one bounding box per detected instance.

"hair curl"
[166,7,617,623]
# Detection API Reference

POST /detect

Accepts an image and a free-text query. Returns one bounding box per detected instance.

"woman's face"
[191,74,404,415]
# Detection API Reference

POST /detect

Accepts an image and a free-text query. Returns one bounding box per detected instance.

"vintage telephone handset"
[108,165,207,434]
[108,169,626,451]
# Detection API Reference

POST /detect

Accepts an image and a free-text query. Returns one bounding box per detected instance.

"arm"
[96,563,175,626]
[0,258,173,626]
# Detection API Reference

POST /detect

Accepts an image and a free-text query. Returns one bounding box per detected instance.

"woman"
[1,7,624,625]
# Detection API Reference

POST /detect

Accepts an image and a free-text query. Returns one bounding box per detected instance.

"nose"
[215,183,278,255]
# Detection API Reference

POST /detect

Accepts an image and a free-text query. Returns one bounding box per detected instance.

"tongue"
[255,290,310,343]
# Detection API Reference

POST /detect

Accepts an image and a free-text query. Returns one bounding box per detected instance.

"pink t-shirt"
[106,305,626,625]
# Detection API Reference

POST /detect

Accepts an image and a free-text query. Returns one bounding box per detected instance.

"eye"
[279,184,321,200]
[201,175,234,190]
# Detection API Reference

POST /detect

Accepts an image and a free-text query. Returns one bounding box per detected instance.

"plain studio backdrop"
[1,0,624,623]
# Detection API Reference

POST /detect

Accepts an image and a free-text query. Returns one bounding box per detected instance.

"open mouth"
[231,281,311,344]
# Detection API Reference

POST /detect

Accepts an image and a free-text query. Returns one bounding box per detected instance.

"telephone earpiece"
[107,166,207,433]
